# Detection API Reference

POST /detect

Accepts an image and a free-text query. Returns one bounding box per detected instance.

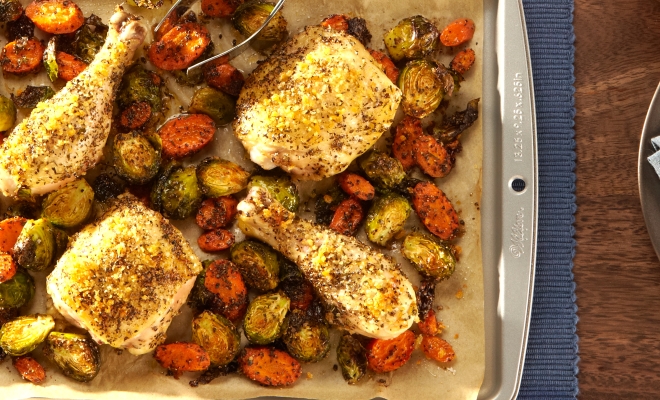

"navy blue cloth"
[519,0,579,398]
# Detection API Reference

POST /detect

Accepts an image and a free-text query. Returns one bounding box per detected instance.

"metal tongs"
[154,0,286,74]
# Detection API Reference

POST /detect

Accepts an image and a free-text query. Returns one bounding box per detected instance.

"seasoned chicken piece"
[237,186,417,339]
[233,26,402,181]
[46,194,202,355]
[0,9,147,197]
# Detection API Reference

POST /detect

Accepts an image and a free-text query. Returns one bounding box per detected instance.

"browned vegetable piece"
[7,15,35,42]
[414,134,452,178]
[416,278,436,320]
[346,17,371,45]
[25,0,84,34]
[321,14,348,31]
[329,197,363,236]
[421,335,455,362]
[369,49,399,84]
[13,355,46,383]
[392,116,423,170]
[0,253,17,283]
[158,114,216,159]
[440,18,475,47]
[450,48,475,74]
[202,0,243,18]
[1,37,44,75]
[238,346,302,386]
[417,309,439,336]
[196,196,238,230]
[280,279,314,311]
[412,181,461,241]
[148,22,211,71]
[203,57,245,97]
[56,51,86,81]
[204,259,248,321]
[154,342,211,379]
[0,217,27,253]
[365,330,415,373]
[0,0,23,23]
[338,173,374,201]
[119,101,152,130]
[198,229,235,253]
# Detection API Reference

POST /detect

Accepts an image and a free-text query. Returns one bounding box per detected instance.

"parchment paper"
[1,0,484,398]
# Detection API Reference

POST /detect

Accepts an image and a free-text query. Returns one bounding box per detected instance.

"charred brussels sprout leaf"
[0,269,34,308]
[347,17,371,46]
[0,0,22,23]
[127,0,164,8]
[384,16,439,62]
[282,309,330,362]
[43,38,58,82]
[13,219,54,271]
[12,86,55,109]
[402,233,456,281]
[232,0,288,51]
[398,59,448,119]
[230,240,279,292]
[7,14,35,42]
[52,227,69,261]
[314,186,347,225]
[113,131,161,185]
[117,64,162,113]
[157,165,203,220]
[189,87,236,126]
[150,161,181,214]
[337,333,367,384]
[0,94,16,131]
[243,292,289,344]
[249,175,299,213]
[432,98,480,144]
[0,314,54,356]
[43,332,101,382]
[70,15,108,64]
[41,179,94,228]
[197,157,250,198]
[358,151,406,190]
[92,173,126,203]
[192,311,241,366]
[365,193,411,246]
[187,263,215,311]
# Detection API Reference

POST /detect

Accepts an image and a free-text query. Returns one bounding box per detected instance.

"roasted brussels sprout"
[52,227,69,261]
[13,219,54,272]
[43,332,101,382]
[0,269,34,308]
[3,201,39,220]
[113,131,161,185]
[232,0,288,51]
[150,161,180,213]
[189,87,236,126]
[314,186,347,226]
[249,175,299,213]
[432,98,480,144]
[197,157,250,198]
[0,314,54,356]
[0,94,16,132]
[0,0,22,23]
[43,38,58,82]
[243,292,290,344]
[230,240,279,292]
[71,15,108,64]
[282,309,330,362]
[365,193,411,246]
[6,14,34,42]
[92,173,126,203]
[0,307,18,328]
[153,165,203,220]
[403,233,456,281]
[192,311,241,366]
[384,16,439,62]
[336,333,367,384]
[12,86,55,109]
[358,151,406,190]
[117,64,162,113]
[398,59,448,119]
[41,179,94,228]
[127,0,164,8]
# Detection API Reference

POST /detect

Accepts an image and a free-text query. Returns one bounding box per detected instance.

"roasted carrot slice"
[13,356,46,384]
[440,18,475,47]
[202,0,243,18]
[238,346,302,386]
[392,116,423,170]
[1,37,44,75]
[338,173,375,201]
[119,101,152,130]
[0,252,17,283]
[204,259,248,320]
[329,197,363,236]
[158,114,216,159]
[25,0,84,34]
[450,48,475,75]
[412,181,461,241]
[56,51,87,81]
[369,49,399,84]
[321,14,349,31]
[366,330,416,373]
[154,342,211,379]
[198,229,235,252]
[0,216,27,252]
[417,309,439,336]
[196,196,238,230]
[203,58,245,97]
[414,134,452,178]
[148,22,211,71]
[421,336,455,363]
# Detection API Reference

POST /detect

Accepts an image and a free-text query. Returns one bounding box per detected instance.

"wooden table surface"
[573,0,660,398]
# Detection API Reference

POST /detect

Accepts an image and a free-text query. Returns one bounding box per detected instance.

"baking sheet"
[0,0,484,398]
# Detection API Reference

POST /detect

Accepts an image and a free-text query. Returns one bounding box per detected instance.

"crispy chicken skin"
[233,25,402,181]
[47,194,202,355]
[237,186,417,339]
[0,9,147,197]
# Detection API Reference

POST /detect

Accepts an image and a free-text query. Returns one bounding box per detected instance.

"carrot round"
[440,18,475,47]
[154,342,211,379]
[451,48,475,74]
[321,14,349,31]
[0,252,17,284]
[202,0,243,18]
[414,134,452,178]
[198,229,235,252]
[421,336,455,363]
[282,279,314,311]
[204,259,248,321]
[148,22,211,71]
[417,309,439,336]
[1,37,44,75]
[338,172,375,201]
[56,51,87,81]
[203,59,245,97]
[119,101,152,130]
[238,346,302,386]
[158,114,216,159]
[0,216,27,253]
[25,0,84,34]
[196,196,238,230]
[13,356,46,384]
[366,330,416,373]
[392,116,423,170]
[412,181,461,241]
[369,49,399,84]
[329,197,363,236]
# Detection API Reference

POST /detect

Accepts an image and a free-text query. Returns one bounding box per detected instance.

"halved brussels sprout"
[13,219,54,272]
[0,94,16,132]
[230,240,279,292]
[43,332,101,382]
[0,314,54,356]
[71,15,108,64]
[127,0,164,8]
[365,193,411,246]
[337,333,367,384]
[92,173,126,203]
[41,179,94,228]
[155,165,203,220]
[192,311,241,366]
[384,16,439,62]
[12,86,55,109]
[249,175,299,213]
[44,37,58,82]
[358,151,406,190]
[282,309,330,362]
[0,0,22,23]
[113,131,161,185]
[243,292,289,344]
[117,64,162,113]
[197,157,250,198]
[52,227,69,261]
[0,269,34,308]
[402,233,456,281]
[188,87,236,126]
[398,59,448,119]
[232,0,288,51]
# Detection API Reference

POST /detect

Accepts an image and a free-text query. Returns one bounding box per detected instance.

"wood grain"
[574,0,660,397]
